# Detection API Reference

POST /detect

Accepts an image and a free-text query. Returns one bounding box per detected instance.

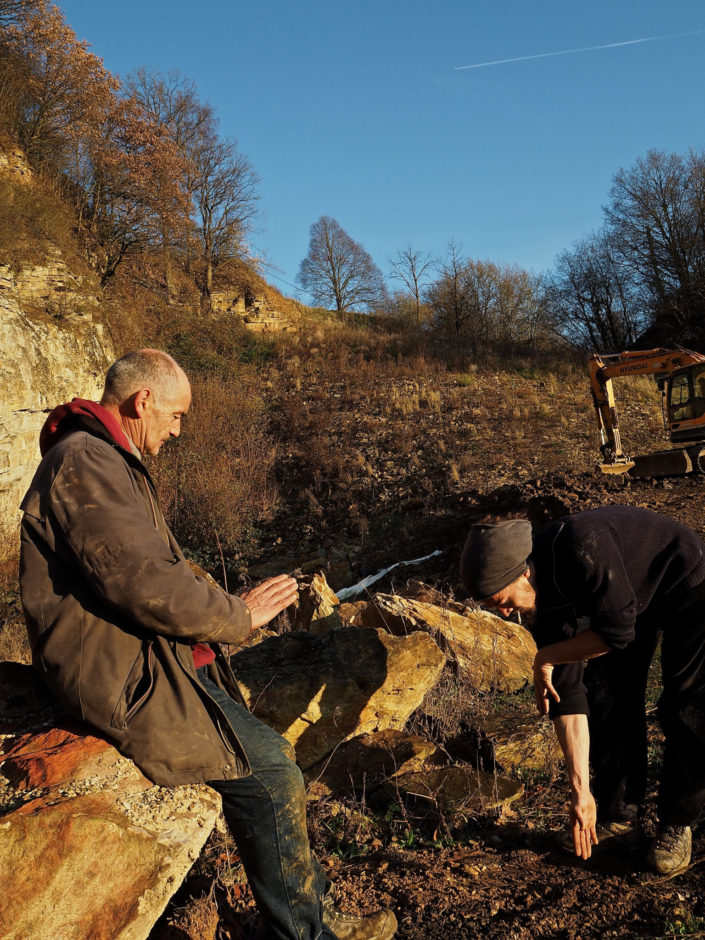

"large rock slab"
[293,571,343,634]
[477,709,562,774]
[444,705,562,775]
[358,593,536,692]
[0,662,221,940]
[230,627,446,770]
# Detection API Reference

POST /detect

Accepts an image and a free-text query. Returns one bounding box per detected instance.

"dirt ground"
[147,359,705,940]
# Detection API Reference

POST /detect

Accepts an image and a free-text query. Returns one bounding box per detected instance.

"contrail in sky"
[454,29,705,71]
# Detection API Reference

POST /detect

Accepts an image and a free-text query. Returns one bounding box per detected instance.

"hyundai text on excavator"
[588,347,705,477]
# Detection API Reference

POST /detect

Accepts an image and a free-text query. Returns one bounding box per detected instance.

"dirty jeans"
[197,669,337,940]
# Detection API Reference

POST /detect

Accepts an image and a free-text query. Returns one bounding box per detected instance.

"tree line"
[299,146,705,355]
[3,2,704,352]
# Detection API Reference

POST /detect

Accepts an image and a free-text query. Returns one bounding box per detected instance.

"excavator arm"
[588,347,705,473]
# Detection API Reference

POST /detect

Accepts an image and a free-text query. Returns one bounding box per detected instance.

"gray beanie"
[460,519,533,598]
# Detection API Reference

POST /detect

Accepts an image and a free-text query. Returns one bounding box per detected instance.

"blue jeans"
[197,669,337,940]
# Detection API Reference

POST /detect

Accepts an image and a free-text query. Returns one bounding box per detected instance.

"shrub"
[152,371,278,569]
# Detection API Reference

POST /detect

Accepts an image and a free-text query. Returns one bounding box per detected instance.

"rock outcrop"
[0,663,221,940]
[0,149,113,549]
[210,289,297,332]
[230,627,446,770]
[357,593,536,692]
[0,283,113,547]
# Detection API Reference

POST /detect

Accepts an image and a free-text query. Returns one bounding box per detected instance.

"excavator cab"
[667,364,705,439]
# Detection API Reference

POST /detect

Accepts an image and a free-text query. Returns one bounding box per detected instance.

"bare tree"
[125,67,212,153]
[126,67,217,298]
[190,133,259,305]
[129,69,260,306]
[297,215,385,312]
[545,229,643,351]
[605,149,705,331]
[425,240,472,335]
[389,243,434,324]
[427,242,550,352]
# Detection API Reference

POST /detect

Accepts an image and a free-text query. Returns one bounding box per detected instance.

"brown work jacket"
[20,419,253,786]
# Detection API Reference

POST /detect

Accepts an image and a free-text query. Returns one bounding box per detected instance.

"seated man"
[20,348,397,940]
[461,507,705,875]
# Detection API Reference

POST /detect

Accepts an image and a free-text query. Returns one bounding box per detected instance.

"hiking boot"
[322,893,397,939]
[646,824,692,875]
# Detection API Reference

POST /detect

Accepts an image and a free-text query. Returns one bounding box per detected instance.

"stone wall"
[0,277,113,551]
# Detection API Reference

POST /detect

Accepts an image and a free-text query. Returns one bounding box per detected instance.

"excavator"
[588,347,705,477]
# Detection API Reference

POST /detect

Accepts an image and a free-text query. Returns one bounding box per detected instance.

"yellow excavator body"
[588,348,705,478]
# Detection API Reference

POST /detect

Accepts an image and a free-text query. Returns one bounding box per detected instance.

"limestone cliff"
[0,148,114,550]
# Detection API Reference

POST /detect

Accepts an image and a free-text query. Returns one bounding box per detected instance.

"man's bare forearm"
[553,713,591,796]
[552,712,598,858]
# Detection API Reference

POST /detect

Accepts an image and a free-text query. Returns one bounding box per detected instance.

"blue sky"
[57,0,705,300]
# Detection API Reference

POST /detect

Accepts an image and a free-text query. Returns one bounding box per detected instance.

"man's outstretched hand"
[240,574,299,630]
[569,791,599,859]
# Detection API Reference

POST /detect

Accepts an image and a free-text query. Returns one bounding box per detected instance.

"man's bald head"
[100,349,191,456]
[101,349,187,407]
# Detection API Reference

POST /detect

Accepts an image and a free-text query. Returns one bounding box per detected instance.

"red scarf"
[40,399,133,456]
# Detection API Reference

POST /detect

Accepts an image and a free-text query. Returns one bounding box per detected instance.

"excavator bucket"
[598,460,635,475]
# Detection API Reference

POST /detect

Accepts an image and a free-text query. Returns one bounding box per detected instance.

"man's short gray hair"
[101,349,183,406]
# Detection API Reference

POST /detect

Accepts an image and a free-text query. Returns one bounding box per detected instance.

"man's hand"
[569,791,598,859]
[240,575,299,631]
[533,651,560,715]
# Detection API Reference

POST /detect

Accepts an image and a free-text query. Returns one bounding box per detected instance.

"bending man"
[461,505,705,875]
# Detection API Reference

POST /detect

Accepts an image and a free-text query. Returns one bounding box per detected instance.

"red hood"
[39,399,134,456]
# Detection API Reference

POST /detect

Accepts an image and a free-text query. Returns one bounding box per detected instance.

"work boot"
[322,892,397,939]
[646,824,692,875]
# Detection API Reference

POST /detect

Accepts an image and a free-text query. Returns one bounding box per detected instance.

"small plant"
[662,912,705,936]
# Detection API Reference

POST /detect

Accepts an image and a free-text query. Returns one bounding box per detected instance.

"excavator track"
[615,445,705,478]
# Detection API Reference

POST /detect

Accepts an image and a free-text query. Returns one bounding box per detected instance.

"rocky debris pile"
[353,592,536,693]
[269,573,551,812]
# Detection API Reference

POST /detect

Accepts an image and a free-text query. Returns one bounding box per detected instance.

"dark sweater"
[530,506,705,716]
